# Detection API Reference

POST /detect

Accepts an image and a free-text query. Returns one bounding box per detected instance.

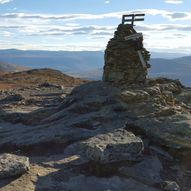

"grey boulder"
[82,129,143,163]
[0,153,30,179]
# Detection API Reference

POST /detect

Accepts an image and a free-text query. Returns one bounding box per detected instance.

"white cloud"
[135,24,191,32]
[0,9,191,22]
[2,23,189,37]
[164,0,183,4]
[65,23,80,27]
[105,1,110,4]
[0,9,190,52]
[1,31,11,37]
[144,31,191,54]
[16,25,115,37]
[0,0,12,4]
[0,41,106,51]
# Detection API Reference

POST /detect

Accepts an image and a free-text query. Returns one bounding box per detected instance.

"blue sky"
[0,0,190,53]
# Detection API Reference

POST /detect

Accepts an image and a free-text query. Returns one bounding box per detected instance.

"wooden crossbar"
[122,14,145,25]
[123,14,145,17]
[134,18,144,21]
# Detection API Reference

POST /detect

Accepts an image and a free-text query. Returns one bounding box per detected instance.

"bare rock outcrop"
[0,80,190,190]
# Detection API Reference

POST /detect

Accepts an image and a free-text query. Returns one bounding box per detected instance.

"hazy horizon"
[0,48,190,57]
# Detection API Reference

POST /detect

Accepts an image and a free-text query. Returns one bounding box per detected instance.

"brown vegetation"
[0,68,88,90]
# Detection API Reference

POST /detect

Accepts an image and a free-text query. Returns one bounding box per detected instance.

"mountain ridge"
[0,49,190,86]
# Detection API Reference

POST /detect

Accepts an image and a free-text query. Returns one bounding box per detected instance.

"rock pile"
[103,24,150,85]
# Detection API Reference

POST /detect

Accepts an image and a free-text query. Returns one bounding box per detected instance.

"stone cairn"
[103,14,151,85]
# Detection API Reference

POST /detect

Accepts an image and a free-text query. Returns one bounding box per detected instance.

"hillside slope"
[0,68,88,89]
[149,56,191,86]
[0,68,88,120]
[0,61,29,73]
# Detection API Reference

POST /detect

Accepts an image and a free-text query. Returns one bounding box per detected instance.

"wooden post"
[122,14,147,68]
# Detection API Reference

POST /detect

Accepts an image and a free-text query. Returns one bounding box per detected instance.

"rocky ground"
[0,68,87,124]
[0,70,191,191]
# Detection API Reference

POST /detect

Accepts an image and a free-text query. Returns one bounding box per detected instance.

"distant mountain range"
[0,49,190,86]
[149,56,191,86]
[0,49,103,73]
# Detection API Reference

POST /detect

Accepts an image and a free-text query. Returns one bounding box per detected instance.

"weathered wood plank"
[134,18,144,21]
[135,13,145,17]
[122,14,135,17]
[124,33,143,41]
[137,50,147,68]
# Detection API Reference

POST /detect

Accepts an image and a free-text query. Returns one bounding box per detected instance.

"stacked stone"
[103,24,150,85]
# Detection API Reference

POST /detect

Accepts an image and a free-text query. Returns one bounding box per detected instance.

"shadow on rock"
[0,175,22,189]
[34,161,159,191]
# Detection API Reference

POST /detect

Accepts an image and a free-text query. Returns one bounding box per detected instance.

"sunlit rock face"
[103,24,150,85]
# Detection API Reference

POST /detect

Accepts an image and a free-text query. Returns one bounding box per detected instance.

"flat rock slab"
[0,153,30,179]
[60,175,159,191]
[120,156,163,185]
[133,114,191,150]
[82,129,143,163]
